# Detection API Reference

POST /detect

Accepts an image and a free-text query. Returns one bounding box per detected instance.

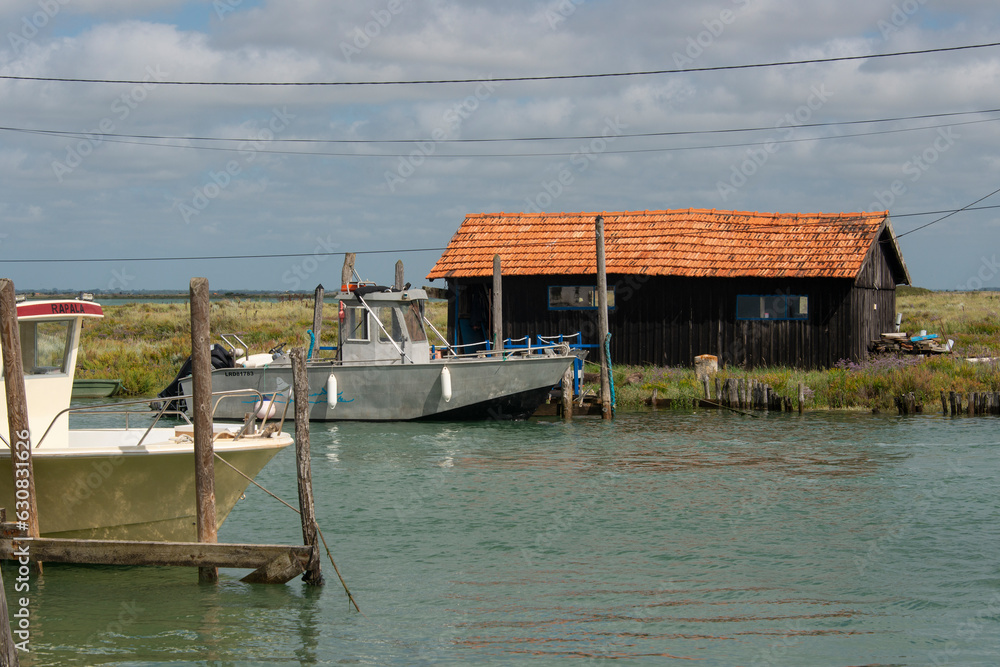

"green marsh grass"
[78,292,1000,408]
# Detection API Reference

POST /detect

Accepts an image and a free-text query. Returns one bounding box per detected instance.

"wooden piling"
[702,376,711,399]
[0,509,18,666]
[560,365,573,421]
[940,391,948,415]
[341,252,356,288]
[492,254,503,353]
[0,279,39,545]
[798,383,805,414]
[190,277,218,583]
[967,392,974,416]
[394,260,404,290]
[290,348,323,585]
[594,216,612,420]
[310,284,324,360]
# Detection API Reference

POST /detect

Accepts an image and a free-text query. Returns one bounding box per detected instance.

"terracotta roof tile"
[427,208,893,280]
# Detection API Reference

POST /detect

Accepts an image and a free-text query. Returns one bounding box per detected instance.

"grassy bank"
[77,291,1000,411]
[584,287,1000,412]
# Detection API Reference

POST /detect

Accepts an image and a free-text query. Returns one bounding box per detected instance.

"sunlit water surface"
[6,409,1000,665]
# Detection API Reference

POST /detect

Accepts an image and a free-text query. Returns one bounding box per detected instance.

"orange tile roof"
[427,209,896,280]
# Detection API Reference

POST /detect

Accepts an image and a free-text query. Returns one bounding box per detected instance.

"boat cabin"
[1,299,104,448]
[335,286,432,364]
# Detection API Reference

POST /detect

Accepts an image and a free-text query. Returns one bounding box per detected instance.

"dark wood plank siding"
[446,265,895,370]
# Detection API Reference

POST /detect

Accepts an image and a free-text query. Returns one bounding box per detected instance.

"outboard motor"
[150,344,234,413]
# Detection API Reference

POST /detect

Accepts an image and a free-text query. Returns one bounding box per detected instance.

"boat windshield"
[376,306,407,344]
[19,319,74,375]
[404,301,427,342]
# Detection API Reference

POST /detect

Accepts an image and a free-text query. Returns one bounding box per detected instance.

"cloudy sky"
[1,0,998,292]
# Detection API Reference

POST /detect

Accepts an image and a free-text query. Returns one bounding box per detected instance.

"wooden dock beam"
[341,252,356,288]
[594,216,612,420]
[560,365,573,421]
[190,277,218,583]
[310,284,324,360]
[492,254,503,353]
[0,537,311,583]
[0,280,40,546]
[290,348,324,585]
[395,260,405,290]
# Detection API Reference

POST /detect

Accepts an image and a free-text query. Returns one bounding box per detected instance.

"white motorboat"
[167,283,576,421]
[0,298,293,541]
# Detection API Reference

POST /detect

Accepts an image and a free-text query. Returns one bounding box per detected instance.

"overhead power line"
[2,205,995,265]
[2,42,998,87]
[5,116,998,160]
[4,107,999,146]
[897,186,1000,238]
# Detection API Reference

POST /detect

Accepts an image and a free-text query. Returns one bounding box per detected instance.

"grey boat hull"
[180,355,573,421]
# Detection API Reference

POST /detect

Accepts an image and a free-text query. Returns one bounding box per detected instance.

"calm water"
[6,409,1000,665]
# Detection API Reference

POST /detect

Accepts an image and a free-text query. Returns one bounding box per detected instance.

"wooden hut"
[426,209,911,369]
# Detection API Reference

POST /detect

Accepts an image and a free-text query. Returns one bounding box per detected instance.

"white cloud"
[0,0,998,289]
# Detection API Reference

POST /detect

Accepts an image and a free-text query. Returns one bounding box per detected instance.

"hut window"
[736,295,808,321]
[548,286,616,310]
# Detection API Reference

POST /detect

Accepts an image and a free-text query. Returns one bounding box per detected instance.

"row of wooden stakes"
[707,377,801,413]
[895,390,1000,415]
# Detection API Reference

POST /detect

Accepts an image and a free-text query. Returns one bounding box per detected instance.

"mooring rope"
[604,333,616,417]
[213,452,363,614]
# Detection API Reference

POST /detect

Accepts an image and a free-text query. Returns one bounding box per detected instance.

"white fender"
[254,395,277,420]
[326,373,338,409]
[440,366,452,403]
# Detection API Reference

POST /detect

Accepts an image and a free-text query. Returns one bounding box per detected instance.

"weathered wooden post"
[0,548,18,666]
[560,365,573,421]
[492,254,503,353]
[595,216,612,420]
[190,277,218,583]
[310,284,324,360]
[0,279,39,543]
[395,260,405,290]
[798,383,805,414]
[290,348,324,585]
[341,252,356,289]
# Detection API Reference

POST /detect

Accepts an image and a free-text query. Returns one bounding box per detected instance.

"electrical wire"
[6,116,998,159]
[897,185,1000,238]
[2,41,998,86]
[1,204,995,265]
[4,107,999,146]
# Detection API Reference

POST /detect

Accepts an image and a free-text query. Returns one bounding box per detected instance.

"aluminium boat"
[171,283,575,421]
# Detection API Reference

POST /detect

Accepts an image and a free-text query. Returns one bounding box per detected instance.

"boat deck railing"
[30,388,287,450]
[432,332,593,396]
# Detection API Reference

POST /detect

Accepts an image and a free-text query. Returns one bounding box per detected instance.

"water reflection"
[15,408,1000,664]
